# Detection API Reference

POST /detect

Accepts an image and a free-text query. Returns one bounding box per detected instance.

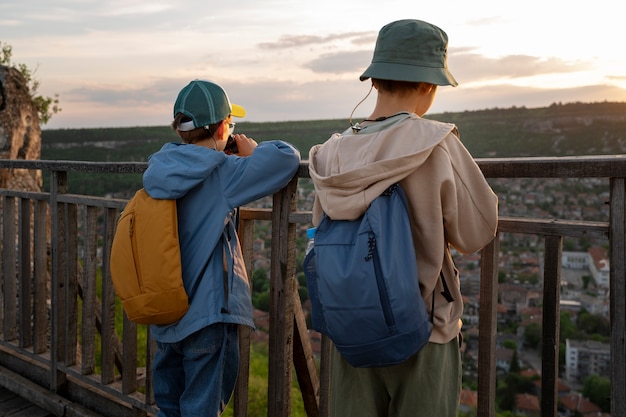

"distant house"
[527,372,571,398]
[562,247,610,290]
[565,339,610,383]
[560,299,582,313]
[577,292,610,316]
[514,393,540,416]
[562,251,589,269]
[559,392,603,416]
[496,348,515,373]
[459,389,477,414]
[499,283,530,314]
[588,246,610,288]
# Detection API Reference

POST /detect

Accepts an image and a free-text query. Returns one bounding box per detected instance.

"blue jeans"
[153,323,240,417]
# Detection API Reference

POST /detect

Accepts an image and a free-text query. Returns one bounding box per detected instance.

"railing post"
[318,336,331,417]
[234,217,255,417]
[610,178,626,417]
[478,236,499,417]
[18,197,33,348]
[1,195,17,341]
[100,207,119,385]
[33,199,48,354]
[49,169,68,394]
[541,235,562,417]
[292,281,321,417]
[267,176,298,417]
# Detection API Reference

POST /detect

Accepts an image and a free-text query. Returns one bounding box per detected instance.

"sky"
[2,0,626,130]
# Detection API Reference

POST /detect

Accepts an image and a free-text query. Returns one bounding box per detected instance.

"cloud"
[99,1,175,17]
[258,31,373,50]
[63,78,181,106]
[465,16,507,26]
[304,51,372,74]
[449,49,592,83]
[43,75,626,130]
[297,45,590,80]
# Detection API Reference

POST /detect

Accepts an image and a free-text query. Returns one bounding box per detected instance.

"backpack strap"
[220,209,236,314]
[220,207,242,315]
[221,247,230,314]
[431,271,455,322]
[440,271,454,303]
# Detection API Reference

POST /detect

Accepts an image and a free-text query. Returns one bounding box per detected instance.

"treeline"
[41,101,626,196]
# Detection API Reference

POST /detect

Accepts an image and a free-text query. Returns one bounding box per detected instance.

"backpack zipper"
[369,233,397,334]
[128,214,144,292]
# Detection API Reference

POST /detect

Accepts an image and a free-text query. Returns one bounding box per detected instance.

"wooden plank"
[145,335,156,407]
[541,236,562,417]
[65,203,78,366]
[6,156,626,180]
[498,216,608,239]
[121,318,138,394]
[267,177,298,417]
[49,169,69,393]
[610,178,626,417]
[100,208,118,385]
[2,196,17,341]
[317,336,331,417]
[0,159,147,174]
[33,199,48,354]
[477,237,499,417]
[478,155,626,178]
[239,207,312,225]
[233,218,254,417]
[18,197,33,348]
[81,206,98,374]
[292,284,320,417]
[0,387,55,417]
[0,365,66,416]
[0,395,49,416]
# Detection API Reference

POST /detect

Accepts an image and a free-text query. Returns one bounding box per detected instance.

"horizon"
[38,100,626,131]
[3,0,626,130]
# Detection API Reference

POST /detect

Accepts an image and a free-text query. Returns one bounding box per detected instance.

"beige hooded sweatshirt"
[308,113,498,344]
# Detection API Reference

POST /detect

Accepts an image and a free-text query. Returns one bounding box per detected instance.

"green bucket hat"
[173,80,246,131]
[360,19,458,87]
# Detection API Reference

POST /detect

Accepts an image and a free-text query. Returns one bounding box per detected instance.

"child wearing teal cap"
[146,79,301,416]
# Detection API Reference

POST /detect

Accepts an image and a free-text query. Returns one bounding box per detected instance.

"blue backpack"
[303,184,433,368]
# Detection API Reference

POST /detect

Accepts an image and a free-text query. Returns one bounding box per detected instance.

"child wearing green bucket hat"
[308,20,498,416]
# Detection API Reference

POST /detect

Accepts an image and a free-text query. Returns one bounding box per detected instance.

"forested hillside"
[41,101,626,195]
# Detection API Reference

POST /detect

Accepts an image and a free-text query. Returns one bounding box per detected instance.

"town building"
[565,339,611,383]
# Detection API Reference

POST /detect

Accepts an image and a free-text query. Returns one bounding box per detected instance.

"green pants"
[330,338,461,417]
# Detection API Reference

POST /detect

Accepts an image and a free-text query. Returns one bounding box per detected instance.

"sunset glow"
[1,0,624,129]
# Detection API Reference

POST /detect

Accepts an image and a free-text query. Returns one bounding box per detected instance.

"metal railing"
[0,156,624,417]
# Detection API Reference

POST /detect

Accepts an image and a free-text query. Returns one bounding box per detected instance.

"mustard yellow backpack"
[110,188,189,325]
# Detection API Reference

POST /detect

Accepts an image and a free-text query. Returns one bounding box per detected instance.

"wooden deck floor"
[0,387,54,417]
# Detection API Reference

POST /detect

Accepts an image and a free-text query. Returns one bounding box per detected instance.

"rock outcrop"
[0,65,42,191]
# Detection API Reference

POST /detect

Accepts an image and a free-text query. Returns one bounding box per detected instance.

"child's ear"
[419,83,434,94]
[214,120,227,140]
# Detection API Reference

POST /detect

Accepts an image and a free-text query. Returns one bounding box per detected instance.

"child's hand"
[229,134,257,156]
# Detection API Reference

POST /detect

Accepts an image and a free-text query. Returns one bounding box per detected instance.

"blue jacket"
[143,140,301,343]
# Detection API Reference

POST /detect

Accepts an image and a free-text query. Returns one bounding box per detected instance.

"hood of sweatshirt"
[308,113,456,220]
